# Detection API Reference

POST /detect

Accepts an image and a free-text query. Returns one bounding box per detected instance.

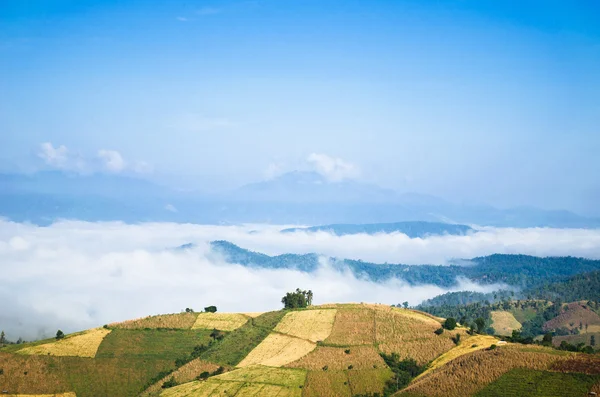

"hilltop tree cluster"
[281,288,313,309]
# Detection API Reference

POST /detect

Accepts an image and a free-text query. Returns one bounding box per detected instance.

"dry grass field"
[324,307,376,346]
[191,313,250,331]
[160,366,306,397]
[141,358,222,396]
[347,368,394,396]
[160,379,243,397]
[216,365,306,386]
[302,370,351,397]
[109,313,198,330]
[17,328,111,358]
[399,345,573,397]
[274,309,337,342]
[416,335,500,379]
[491,311,522,336]
[286,345,386,371]
[241,312,264,318]
[3,392,77,397]
[237,333,316,367]
[374,305,467,364]
[543,302,600,332]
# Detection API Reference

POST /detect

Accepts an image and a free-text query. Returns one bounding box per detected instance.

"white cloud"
[0,220,526,340]
[264,162,284,180]
[132,160,153,174]
[97,149,126,173]
[35,142,151,175]
[37,142,69,168]
[307,153,360,182]
[176,16,188,22]
[165,204,178,213]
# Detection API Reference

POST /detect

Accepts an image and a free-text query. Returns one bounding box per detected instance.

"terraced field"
[399,345,574,397]
[191,313,249,331]
[237,333,316,367]
[475,368,600,397]
[141,358,221,396]
[16,328,111,358]
[490,311,522,337]
[274,309,337,342]
[109,313,199,330]
[5,303,595,397]
[374,305,464,364]
[160,366,306,397]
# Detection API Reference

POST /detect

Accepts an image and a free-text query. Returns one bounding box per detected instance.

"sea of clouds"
[1,219,600,340]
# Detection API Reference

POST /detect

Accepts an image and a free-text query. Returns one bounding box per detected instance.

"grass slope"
[199,310,287,366]
[16,329,110,358]
[160,366,306,397]
[0,351,173,397]
[399,345,575,397]
[490,311,522,337]
[475,368,600,397]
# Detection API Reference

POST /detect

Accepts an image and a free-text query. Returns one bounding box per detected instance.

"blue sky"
[1,1,599,214]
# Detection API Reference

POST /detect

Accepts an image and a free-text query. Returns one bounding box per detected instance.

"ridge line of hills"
[201,240,600,289]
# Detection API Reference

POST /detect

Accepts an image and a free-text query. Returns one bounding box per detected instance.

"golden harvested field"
[415,335,500,379]
[491,311,522,336]
[241,312,264,318]
[302,370,351,397]
[374,306,467,364]
[5,394,76,397]
[325,308,376,346]
[543,302,600,332]
[191,313,249,331]
[109,312,198,330]
[160,366,306,397]
[348,368,394,396]
[141,358,221,395]
[16,328,111,358]
[286,345,386,371]
[274,309,337,342]
[399,345,573,397]
[160,380,243,397]
[237,333,316,367]
[216,365,306,387]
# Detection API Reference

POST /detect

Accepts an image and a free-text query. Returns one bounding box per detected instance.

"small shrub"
[322,365,328,371]
[344,349,351,354]
[204,306,217,313]
[0,368,3,375]
[161,376,177,388]
[348,365,354,370]
[434,328,444,335]
[55,330,65,340]
[471,344,478,348]
[443,318,457,331]
[197,371,210,380]
[452,333,461,345]
[488,344,497,350]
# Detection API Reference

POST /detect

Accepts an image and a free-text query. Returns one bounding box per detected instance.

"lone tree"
[56,330,65,340]
[402,301,409,309]
[282,288,313,309]
[210,329,225,341]
[591,335,596,347]
[204,306,217,313]
[475,317,486,334]
[443,318,457,331]
[0,330,5,345]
